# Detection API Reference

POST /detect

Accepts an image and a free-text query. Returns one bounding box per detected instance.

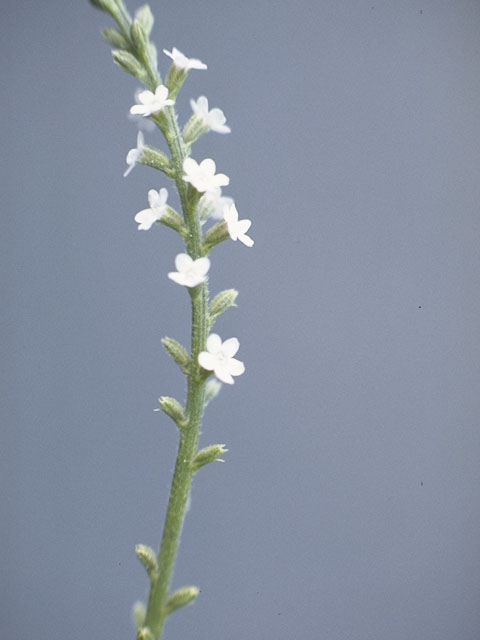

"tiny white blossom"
[124,131,145,177]
[168,253,210,288]
[129,85,174,117]
[223,203,254,247]
[163,47,207,70]
[199,192,234,220]
[198,334,245,385]
[134,188,168,230]
[190,96,231,134]
[183,158,229,194]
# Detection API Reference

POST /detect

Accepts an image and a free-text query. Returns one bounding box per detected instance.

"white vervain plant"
[89,1,253,639]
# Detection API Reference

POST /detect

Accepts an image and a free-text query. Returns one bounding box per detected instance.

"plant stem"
[144,105,209,640]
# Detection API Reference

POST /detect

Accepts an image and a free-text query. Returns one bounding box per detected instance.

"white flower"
[134,188,168,230]
[190,96,231,134]
[124,131,145,177]
[163,47,207,70]
[168,253,210,288]
[182,158,229,194]
[198,334,245,385]
[129,85,174,117]
[223,203,254,247]
[199,192,235,220]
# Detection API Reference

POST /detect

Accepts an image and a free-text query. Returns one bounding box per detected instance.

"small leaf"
[102,27,129,49]
[157,396,186,427]
[135,4,154,36]
[191,444,228,472]
[162,337,190,374]
[165,586,199,614]
[135,544,158,577]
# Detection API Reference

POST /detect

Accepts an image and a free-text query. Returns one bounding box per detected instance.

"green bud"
[191,444,228,472]
[157,396,186,426]
[102,27,129,49]
[140,146,174,177]
[135,544,158,577]
[112,49,147,83]
[162,337,190,374]
[209,289,238,324]
[204,378,222,406]
[137,627,154,640]
[203,220,230,252]
[165,586,199,614]
[159,206,187,237]
[135,4,154,36]
[132,601,146,628]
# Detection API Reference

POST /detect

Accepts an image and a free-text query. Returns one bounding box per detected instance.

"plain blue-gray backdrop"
[2,1,480,639]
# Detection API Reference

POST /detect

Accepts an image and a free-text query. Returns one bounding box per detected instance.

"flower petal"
[168,271,187,286]
[228,357,245,376]
[206,333,222,354]
[222,337,239,358]
[194,257,210,277]
[175,253,192,272]
[213,364,234,384]
[198,351,216,371]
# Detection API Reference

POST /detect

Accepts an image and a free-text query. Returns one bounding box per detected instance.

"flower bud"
[191,444,228,472]
[89,0,116,11]
[102,27,129,49]
[130,20,149,59]
[209,289,238,324]
[137,627,154,640]
[204,378,222,406]
[182,114,209,146]
[161,337,190,374]
[165,586,199,614]
[135,4,154,36]
[112,50,147,83]
[160,207,187,237]
[140,146,174,177]
[132,601,146,628]
[158,396,186,427]
[165,65,189,101]
[135,544,158,577]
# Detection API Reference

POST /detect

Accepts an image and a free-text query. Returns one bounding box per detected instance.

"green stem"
[144,105,209,640]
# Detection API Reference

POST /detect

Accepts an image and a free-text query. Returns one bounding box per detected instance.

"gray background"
[2,1,480,639]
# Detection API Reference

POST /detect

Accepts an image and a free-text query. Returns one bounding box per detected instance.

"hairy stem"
[144,105,209,640]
